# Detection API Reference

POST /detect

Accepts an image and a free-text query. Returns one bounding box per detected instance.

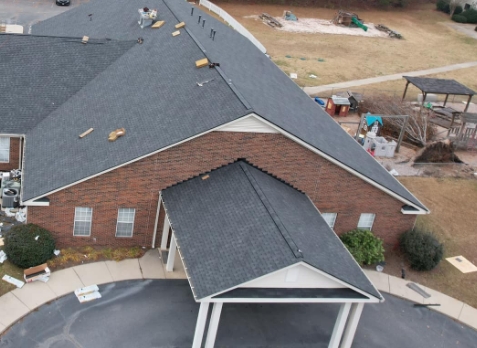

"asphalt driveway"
[0,0,87,28]
[1,280,476,348]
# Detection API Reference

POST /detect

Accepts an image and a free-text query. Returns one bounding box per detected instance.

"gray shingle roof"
[404,76,476,95]
[162,161,381,300]
[12,0,425,212]
[0,34,135,134]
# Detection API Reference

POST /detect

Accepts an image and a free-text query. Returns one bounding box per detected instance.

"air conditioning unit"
[2,188,19,208]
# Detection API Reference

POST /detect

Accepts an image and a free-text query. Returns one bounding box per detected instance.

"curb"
[0,260,476,335]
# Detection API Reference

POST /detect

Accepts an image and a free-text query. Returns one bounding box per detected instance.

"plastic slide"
[351,17,368,32]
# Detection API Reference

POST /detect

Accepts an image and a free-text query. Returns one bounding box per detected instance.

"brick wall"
[28,132,416,248]
[0,137,21,171]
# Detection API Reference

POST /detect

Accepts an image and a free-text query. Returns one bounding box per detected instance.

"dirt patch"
[273,17,389,37]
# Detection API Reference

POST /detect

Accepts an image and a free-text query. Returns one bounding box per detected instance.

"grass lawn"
[213,3,477,87]
[387,177,477,308]
[0,248,24,296]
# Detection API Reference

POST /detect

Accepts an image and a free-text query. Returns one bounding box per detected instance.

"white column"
[151,193,162,248]
[192,302,210,348]
[340,303,364,348]
[205,302,223,348]
[160,214,170,250]
[166,234,177,272]
[328,303,352,348]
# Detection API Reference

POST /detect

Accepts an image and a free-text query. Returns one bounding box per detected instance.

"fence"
[198,0,267,54]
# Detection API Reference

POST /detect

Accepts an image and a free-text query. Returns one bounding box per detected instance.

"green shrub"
[4,224,56,269]
[400,229,443,271]
[436,0,450,13]
[454,5,463,15]
[462,8,477,23]
[340,229,385,265]
[452,14,468,23]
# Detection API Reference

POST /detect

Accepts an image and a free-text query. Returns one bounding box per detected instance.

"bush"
[475,25,477,31]
[436,0,450,13]
[452,14,467,23]
[4,224,56,268]
[400,229,443,271]
[340,229,385,265]
[454,5,463,15]
[462,8,477,23]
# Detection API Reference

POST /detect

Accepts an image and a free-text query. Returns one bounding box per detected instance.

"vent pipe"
[202,19,205,28]
[198,15,201,24]
[191,7,194,16]
[212,30,216,41]
[210,28,214,38]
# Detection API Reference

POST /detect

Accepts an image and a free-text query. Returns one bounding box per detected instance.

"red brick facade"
[28,131,416,248]
[0,137,21,171]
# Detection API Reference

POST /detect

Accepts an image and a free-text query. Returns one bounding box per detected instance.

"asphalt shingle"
[162,161,381,300]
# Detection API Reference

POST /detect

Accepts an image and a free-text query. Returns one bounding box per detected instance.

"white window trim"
[73,207,93,237]
[321,213,337,229]
[0,137,10,163]
[357,213,376,231]
[115,208,135,238]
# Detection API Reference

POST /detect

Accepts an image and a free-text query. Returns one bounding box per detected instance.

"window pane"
[74,207,92,236]
[0,137,10,163]
[116,208,135,237]
[321,213,337,228]
[358,213,375,230]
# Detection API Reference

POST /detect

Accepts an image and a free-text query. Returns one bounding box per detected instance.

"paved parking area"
[0,0,87,28]
[1,280,476,348]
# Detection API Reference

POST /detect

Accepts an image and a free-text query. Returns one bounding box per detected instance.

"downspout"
[19,135,27,206]
[151,191,162,248]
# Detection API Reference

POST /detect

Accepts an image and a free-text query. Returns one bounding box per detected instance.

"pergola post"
[205,302,224,348]
[328,303,352,348]
[421,92,427,106]
[402,81,410,101]
[443,94,449,107]
[339,303,364,348]
[192,302,210,348]
[396,115,409,153]
[151,193,162,248]
[166,233,177,272]
[160,214,170,250]
[464,95,473,113]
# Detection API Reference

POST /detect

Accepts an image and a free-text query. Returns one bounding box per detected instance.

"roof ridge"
[162,0,252,111]
[0,32,129,43]
[238,161,304,259]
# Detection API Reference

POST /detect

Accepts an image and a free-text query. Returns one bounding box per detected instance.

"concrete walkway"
[303,61,477,95]
[0,250,476,336]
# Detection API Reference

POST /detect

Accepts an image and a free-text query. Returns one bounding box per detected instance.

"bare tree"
[449,0,466,16]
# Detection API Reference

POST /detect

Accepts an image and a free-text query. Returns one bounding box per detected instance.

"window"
[0,137,10,163]
[357,213,375,231]
[73,207,93,236]
[321,213,337,229]
[116,208,135,237]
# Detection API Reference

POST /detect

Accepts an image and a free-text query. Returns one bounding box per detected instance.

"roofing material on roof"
[9,0,426,213]
[403,76,476,96]
[162,161,382,301]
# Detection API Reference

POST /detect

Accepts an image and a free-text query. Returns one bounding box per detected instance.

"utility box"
[24,263,50,283]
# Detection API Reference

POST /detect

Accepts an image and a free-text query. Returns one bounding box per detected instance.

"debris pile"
[376,24,402,39]
[259,13,282,28]
[414,139,463,163]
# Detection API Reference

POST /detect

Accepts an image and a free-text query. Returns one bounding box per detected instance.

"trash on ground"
[290,73,297,79]
[0,250,7,263]
[2,275,24,288]
[259,13,282,28]
[15,208,26,222]
[4,208,15,217]
[446,255,477,273]
[75,284,101,303]
[309,74,317,79]
[389,169,399,176]
[54,249,61,256]
[24,263,51,283]
[283,10,298,21]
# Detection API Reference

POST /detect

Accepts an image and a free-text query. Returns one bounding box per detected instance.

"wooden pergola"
[402,76,475,112]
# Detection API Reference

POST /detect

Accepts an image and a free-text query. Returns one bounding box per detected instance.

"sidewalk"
[303,61,477,95]
[0,250,476,335]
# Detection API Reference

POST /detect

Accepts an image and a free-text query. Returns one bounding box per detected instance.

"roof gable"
[162,161,381,301]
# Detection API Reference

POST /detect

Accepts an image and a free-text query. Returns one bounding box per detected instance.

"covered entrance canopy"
[160,161,382,348]
[402,76,476,111]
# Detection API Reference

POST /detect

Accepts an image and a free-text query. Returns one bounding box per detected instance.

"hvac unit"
[2,188,19,208]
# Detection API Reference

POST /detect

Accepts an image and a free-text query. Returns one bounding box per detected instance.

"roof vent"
[108,128,126,142]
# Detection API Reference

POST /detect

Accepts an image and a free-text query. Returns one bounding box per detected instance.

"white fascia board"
[0,134,25,137]
[401,208,427,215]
[199,261,381,303]
[201,297,378,304]
[248,113,429,215]
[215,114,279,133]
[21,114,253,204]
[24,200,50,207]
